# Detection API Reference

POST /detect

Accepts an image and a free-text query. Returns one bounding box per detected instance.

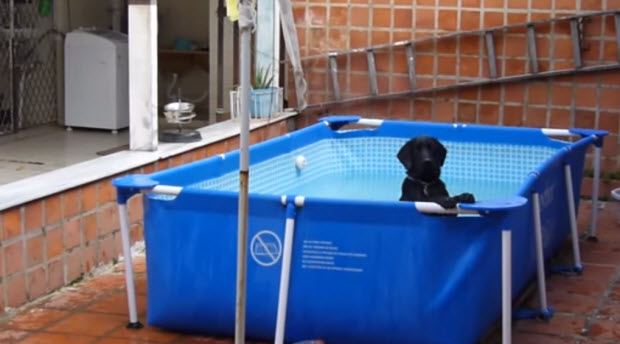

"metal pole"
[118,203,143,328]
[236,2,253,343]
[502,229,512,344]
[532,193,549,312]
[588,146,602,239]
[564,164,582,271]
[9,0,15,132]
[275,201,298,344]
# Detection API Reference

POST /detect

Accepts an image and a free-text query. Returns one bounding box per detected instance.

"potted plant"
[249,65,282,118]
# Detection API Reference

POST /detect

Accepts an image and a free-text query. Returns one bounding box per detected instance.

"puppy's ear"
[433,138,447,166]
[397,139,416,170]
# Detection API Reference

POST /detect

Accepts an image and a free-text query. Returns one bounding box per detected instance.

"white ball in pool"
[295,155,307,171]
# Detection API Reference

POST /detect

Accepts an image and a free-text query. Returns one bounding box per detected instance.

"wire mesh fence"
[0,0,57,135]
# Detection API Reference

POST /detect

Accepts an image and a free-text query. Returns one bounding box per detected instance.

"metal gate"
[0,0,58,135]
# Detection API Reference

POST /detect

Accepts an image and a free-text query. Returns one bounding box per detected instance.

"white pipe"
[541,128,575,137]
[119,204,139,325]
[589,146,602,238]
[532,193,549,312]
[564,164,582,269]
[502,229,512,344]
[146,185,183,196]
[356,118,384,127]
[414,202,478,215]
[274,214,296,344]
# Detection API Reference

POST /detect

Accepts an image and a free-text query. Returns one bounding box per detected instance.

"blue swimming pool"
[114,116,606,343]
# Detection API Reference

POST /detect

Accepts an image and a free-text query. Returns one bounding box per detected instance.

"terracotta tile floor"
[1,201,619,344]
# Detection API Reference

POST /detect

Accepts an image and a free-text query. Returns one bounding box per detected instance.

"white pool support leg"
[275,206,296,344]
[532,193,549,314]
[588,146,602,239]
[501,229,512,344]
[118,203,142,328]
[564,164,583,272]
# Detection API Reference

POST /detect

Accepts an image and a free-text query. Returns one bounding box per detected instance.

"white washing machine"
[64,29,128,133]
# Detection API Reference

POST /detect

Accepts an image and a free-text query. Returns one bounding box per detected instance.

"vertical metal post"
[485,31,498,79]
[588,146,602,239]
[614,13,620,63]
[570,19,583,69]
[9,0,15,132]
[527,25,539,74]
[328,53,341,101]
[502,229,512,344]
[366,49,379,96]
[532,193,549,313]
[236,1,253,343]
[118,203,143,328]
[405,43,416,91]
[564,164,583,271]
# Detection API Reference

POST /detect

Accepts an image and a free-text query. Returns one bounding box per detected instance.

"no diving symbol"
[250,230,282,267]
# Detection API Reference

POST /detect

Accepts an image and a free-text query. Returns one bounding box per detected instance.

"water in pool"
[280,172,521,202]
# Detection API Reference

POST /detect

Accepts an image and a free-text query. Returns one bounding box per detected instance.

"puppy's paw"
[437,198,457,209]
[457,193,476,203]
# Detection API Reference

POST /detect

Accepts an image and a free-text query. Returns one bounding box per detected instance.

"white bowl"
[164,102,195,113]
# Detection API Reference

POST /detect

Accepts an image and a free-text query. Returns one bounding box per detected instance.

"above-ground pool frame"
[113,117,607,344]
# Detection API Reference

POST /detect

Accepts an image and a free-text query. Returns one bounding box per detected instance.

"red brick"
[416,9,435,30]
[414,100,433,120]
[27,266,47,300]
[45,195,62,225]
[528,83,550,105]
[507,0,528,8]
[328,28,347,50]
[64,219,81,250]
[372,8,391,28]
[371,30,390,45]
[350,30,368,49]
[480,85,501,101]
[83,213,98,244]
[549,109,570,128]
[309,6,326,26]
[81,184,97,212]
[457,103,477,123]
[99,235,117,265]
[556,0,577,10]
[504,105,523,126]
[460,36,481,55]
[437,38,457,54]
[461,11,480,31]
[328,6,347,26]
[599,112,619,133]
[554,38,574,60]
[575,110,596,129]
[66,249,82,283]
[63,189,80,218]
[484,0,504,8]
[438,56,457,75]
[462,0,481,6]
[532,0,552,9]
[394,9,413,28]
[515,314,585,337]
[82,244,98,272]
[525,107,548,128]
[98,179,116,205]
[7,274,27,307]
[504,83,525,103]
[5,241,24,276]
[46,225,63,260]
[512,332,575,344]
[551,85,573,107]
[507,13,528,26]
[350,7,369,27]
[434,101,455,122]
[3,207,22,240]
[26,235,44,268]
[483,12,504,28]
[25,201,43,233]
[574,87,597,109]
[47,259,64,290]
[98,205,120,236]
[600,88,620,110]
[438,10,457,31]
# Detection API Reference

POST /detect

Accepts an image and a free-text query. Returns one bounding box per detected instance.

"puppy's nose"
[423,158,433,166]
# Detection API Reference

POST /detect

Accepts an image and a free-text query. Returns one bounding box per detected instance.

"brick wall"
[290,0,620,177]
[0,120,289,315]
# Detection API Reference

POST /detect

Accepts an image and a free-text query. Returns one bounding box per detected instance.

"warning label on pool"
[250,230,282,267]
[301,240,367,273]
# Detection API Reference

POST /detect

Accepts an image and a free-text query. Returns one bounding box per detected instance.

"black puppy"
[398,135,475,209]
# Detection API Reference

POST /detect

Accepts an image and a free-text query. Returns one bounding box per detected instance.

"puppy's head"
[397,135,447,183]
